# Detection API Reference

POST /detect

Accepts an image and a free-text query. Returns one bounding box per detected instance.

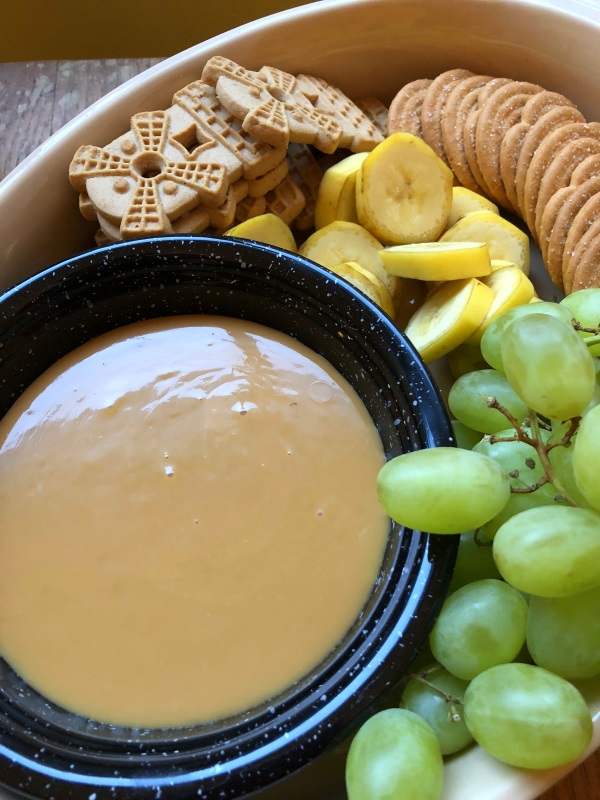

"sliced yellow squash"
[440,210,530,275]
[224,213,297,251]
[379,241,491,281]
[404,278,495,363]
[356,132,453,246]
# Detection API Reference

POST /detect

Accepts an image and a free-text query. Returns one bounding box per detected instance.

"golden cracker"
[441,74,492,193]
[564,215,600,293]
[534,137,600,241]
[475,81,543,211]
[387,78,432,137]
[461,78,512,196]
[420,69,474,165]
[542,174,600,288]
[571,231,600,291]
[521,122,600,237]
[500,93,582,215]
[513,107,587,219]
[561,189,600,292]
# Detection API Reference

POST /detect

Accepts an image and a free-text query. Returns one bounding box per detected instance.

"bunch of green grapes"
[346,289,600,800]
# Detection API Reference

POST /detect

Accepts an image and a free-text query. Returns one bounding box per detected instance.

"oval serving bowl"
[1,1,600,798]
[0,235,456,800]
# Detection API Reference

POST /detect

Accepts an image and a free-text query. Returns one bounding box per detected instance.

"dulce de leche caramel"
[0,316,388,728]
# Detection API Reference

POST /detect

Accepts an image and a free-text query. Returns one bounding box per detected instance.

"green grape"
[401,663,473,755]
[548,437,591,508]
[500,313,596,419]
[493,505,600,597]
[480,488,557,540]
[447,369,528,433]
[446,340,488,379]
[377,448,510,534]
[450,419,481,450]
[472,431,560,538]
[448,531,500,592]
[463,662,593,769]
[480,302,573,371]
[527,584,600,680]
[429,579,528,680]
[473,435,548,492]
[345,708,443,800]
[560,287,600,356]
[573,404,600,511]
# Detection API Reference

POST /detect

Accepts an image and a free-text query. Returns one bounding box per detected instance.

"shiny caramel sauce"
[0,316,388,728]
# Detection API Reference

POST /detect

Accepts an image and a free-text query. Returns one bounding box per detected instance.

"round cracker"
[543,175,600,289]
[420,68,474,165]
[441,74,492,192]
[534,136,600,241]
[522,121,600,237]
[571,231,600,291]
[561,189,600,292]
[500,91,582,214]
[564,215,600,294]
[475,81,543,211]
[387,78,433,137]
[514,107,587,219]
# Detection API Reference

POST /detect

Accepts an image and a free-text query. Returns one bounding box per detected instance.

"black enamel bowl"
[0,235,456,800]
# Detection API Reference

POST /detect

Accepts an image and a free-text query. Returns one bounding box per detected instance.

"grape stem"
[484,397,579,507]
[408,671,463,721]
[582,333,600,349]
[571,321,600,335]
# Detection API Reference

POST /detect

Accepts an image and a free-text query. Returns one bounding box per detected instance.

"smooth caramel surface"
[0,316,388,728]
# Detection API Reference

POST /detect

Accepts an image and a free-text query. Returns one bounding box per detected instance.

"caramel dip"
[0,315,388,728]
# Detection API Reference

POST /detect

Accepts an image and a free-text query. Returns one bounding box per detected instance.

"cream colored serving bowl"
[1,0,600,797]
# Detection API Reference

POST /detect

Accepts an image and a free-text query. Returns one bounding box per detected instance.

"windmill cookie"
[295,73,384,151]
[265,173,306,226]
[69,110,229,240]
[202,56,381,154]
[233,195,268,225]
[387,78,432,137]
[171,80,287,181]
[356,96,389,138]
[286,143,324,232]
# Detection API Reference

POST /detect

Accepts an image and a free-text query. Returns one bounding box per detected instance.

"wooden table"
[0,58,599,800]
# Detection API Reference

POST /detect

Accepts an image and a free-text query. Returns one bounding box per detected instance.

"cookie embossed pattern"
[69,56,383,246]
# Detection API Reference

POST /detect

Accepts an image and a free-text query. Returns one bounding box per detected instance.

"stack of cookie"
[69,57,387,248]
[388,68,600,293]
